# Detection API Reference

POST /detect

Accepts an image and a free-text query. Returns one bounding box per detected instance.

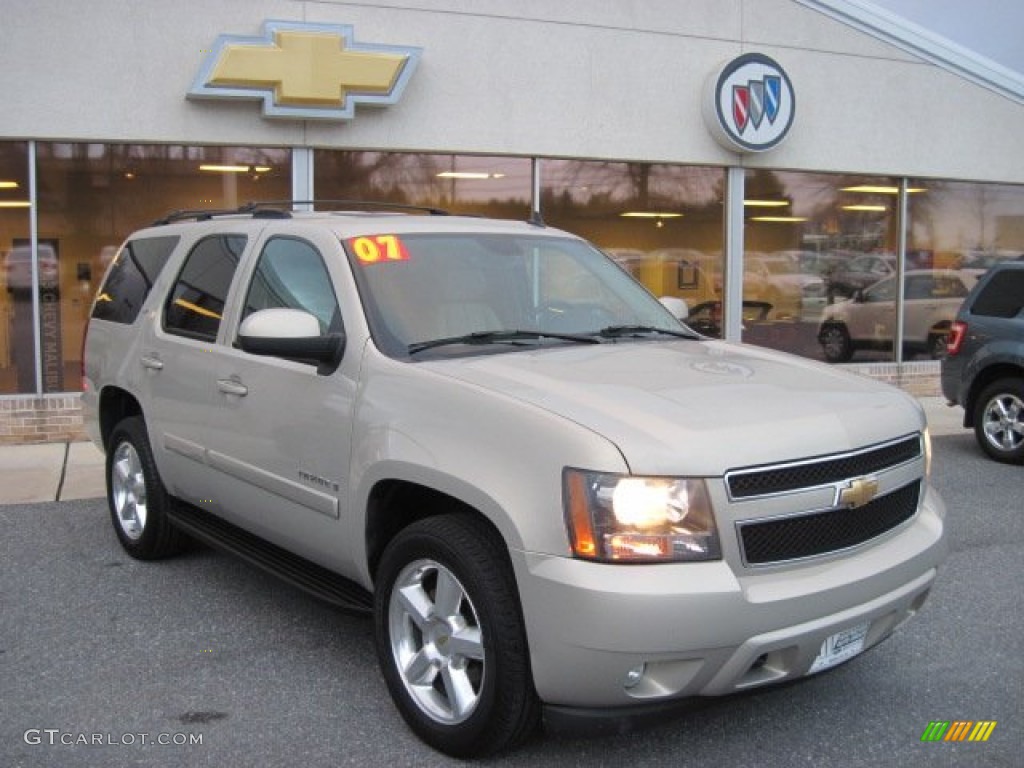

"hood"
[421,340,924,475]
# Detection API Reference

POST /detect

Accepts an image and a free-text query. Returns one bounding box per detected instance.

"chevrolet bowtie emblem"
[837,477,880,509]
[188,20,421,120]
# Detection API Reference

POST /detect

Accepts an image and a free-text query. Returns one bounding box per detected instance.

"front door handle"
[140,355,164,371]
[217,378,248,397]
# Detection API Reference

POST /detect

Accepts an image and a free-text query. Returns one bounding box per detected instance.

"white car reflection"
[817,268,983,363]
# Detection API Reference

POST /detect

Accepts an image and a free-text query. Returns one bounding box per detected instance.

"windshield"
[344,232,686,358]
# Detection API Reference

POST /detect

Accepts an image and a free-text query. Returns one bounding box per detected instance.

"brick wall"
[844,361,942,397]
[0,395,88,445]
[0,361,943,445]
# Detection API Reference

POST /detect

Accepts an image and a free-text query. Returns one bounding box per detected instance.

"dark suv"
[941,262,1024,463]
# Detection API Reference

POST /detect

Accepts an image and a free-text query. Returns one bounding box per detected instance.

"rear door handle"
[140,355,164,371]
[217,378,248,397]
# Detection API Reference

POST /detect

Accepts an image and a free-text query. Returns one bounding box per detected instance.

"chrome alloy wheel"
[111,441,148,541]
[982,392,1024,453]
[388,558,486,724]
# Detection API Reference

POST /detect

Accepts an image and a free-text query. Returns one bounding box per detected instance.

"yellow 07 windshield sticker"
[348,235,410,264]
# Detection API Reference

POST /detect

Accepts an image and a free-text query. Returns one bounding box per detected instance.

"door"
[847,275,897,344]
[202,233,357,571]
[141,232,248,507]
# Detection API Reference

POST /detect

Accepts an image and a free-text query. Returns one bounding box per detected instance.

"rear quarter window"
[971,269,1024,318]
[90,236,180,324]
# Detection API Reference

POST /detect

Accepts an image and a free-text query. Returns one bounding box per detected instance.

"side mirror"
[238,308,345,375]
[659,296,689,320]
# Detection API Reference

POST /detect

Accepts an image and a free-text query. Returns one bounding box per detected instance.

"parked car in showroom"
[941,261,1024,463]
[817,269,983,363]
[744,254,826,320]
[2,243,59,294]
[826,253,897,303]
[83,203,946,757]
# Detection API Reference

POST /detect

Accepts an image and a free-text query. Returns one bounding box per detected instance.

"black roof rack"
[246,200,451,216]
[150,208,243,226]
[150,200,451,226]
[149,204,293,226]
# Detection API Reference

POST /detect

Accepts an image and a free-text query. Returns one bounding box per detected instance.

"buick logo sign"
[704,53,795,153]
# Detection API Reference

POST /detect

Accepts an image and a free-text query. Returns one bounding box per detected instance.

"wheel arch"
[364,478,514,588]
[965,363,1024,424]
[98,386,143,450]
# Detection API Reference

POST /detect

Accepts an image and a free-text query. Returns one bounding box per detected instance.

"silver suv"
[83,204,947,757]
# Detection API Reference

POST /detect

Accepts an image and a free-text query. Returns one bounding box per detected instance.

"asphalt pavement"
[1,404,1020,767]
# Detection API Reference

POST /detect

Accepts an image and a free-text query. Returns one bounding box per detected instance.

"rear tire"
[374,514,539,757]
[973,378,1024,464]
[106,416,187,559]
[927,332,948,360]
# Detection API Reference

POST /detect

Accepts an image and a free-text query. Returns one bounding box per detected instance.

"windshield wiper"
[408,329,601,355]
[597,324,700,340]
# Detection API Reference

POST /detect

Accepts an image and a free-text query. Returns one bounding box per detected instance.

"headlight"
[563,469,721,562]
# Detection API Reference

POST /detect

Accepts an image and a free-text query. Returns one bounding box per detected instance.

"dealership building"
[2,0,1023,443]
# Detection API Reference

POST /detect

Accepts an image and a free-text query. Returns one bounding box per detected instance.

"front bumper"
[512,485,945,708]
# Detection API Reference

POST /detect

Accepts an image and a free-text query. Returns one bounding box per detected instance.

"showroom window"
[906,179,1024,268]
[0,142,32,394]
[541,161,726,336]
[314,151,531,218]
[742,170,902,362]
[30,143,290,392]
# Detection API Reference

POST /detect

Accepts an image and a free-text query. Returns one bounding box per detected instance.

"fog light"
[624,663,646,689]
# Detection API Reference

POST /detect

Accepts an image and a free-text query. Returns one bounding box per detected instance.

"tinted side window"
[972,270,1024,318]
[864,278,896,303]
[91,236,179,324]
[243,238,341,332]
[904,276,931,300]
[164,235,246,341]
[933,276,968,299]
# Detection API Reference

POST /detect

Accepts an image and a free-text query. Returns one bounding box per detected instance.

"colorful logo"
[188,20,421,120]
[704,53,795,153]
[920,721,997,742]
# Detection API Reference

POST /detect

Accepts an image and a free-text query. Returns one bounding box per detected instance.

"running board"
[168,503,372,615]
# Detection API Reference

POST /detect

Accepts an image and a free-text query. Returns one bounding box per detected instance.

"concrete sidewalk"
[0,397,968,505]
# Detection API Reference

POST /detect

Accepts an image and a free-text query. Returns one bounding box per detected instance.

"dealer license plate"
[807,622,870,675]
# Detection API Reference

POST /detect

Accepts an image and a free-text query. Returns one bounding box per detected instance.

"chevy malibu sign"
[704,53,795,153]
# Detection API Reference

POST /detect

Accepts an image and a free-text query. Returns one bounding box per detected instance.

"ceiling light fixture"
[619,212,684,219]
[840,185,926,194]
[750,215,807,222]
[436,171,507,179]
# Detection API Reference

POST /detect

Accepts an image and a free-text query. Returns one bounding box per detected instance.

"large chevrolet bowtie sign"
[704,53,795,153]
[188,20,421,120]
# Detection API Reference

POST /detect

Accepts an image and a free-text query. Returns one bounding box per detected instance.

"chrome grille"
[726,435,921,500]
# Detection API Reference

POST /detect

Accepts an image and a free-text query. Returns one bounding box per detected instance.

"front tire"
[973,379,1024,464]
[820,323,854,363]
[106,416,187,559]
[374,514,539,757]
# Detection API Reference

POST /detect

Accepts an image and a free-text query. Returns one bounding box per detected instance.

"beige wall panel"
[742,47,1024,182]
[0,0,1020,184]
[743,0,919,62]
